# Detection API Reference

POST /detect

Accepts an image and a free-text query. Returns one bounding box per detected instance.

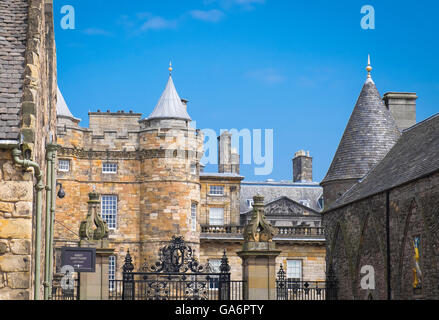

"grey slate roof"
[240,181,323,213]
[322,77,401,184]
[0,0,28,142]
[200,172,244,179]
[147,76,191,121]
[329,113,439,210]
[242,196,321,216]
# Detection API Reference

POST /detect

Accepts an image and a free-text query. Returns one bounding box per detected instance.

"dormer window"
[299,200,310,207]
[246,199,254,209]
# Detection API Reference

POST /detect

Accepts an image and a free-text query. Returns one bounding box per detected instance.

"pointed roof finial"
[366,54,372,78]
[169,61,173,76]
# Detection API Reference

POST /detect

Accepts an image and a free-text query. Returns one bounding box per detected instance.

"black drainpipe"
[386,190,391,300]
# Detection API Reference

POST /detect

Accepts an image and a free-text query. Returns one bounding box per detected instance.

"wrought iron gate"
[276,264,337,300]
[112,236,246,300]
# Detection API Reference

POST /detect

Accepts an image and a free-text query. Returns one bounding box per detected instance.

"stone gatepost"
[237,195,281,300]
[78,188,114,300]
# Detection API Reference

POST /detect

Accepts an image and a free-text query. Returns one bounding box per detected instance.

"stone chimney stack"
[293,150,313,182]
[231,148,240,174]
[218,131,240,174]
[383,92,417,131]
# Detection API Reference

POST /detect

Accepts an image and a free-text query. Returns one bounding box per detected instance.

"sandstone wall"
[0,0,57,300]
[0,150,33,299]
[200,241,326,282]
[200,177,241,226]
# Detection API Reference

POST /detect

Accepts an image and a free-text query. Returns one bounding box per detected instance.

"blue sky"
[54,0,439,182]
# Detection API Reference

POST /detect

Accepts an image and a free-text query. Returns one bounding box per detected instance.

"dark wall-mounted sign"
[61,247,96,273]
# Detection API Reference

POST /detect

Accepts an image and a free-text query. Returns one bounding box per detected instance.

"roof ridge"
[402,112,439,132]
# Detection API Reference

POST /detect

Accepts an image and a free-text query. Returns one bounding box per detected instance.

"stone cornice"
[58,147,203,160]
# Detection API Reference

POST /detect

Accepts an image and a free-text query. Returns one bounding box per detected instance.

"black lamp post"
[56,182,66,199]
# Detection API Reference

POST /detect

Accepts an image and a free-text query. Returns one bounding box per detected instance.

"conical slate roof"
[147,76,191,121]
[56,87,81,121]
[322,77,401,184]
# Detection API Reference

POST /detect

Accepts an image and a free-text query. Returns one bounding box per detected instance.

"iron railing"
[110,277,246,300]
[276,265,337,300]
[276,280,334,300]
[51,278,80,300]
[117,236,246,300]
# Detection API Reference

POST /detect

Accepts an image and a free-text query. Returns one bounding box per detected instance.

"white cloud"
[246,68,286,84]
[204,0,265,10]
[140,16,178,31]
[82,28,112,36]
[190,9,225,22]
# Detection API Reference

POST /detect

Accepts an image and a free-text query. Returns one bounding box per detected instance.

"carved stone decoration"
[243,194,277,242]
[79,188,109,240]
[264,198,303,216]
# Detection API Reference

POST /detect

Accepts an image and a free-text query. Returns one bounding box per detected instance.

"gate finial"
[220,250,231,273]
[123,250,134,273]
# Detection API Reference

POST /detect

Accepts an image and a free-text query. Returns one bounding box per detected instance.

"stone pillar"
[237,195,280,300]
[78,189,114,300]
[238,242,280,300]
[79,240,114,300]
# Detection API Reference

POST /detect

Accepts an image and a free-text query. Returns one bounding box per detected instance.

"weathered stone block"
[7,272,30,289]
[0,288,29,300]
[0,181,33,202]
[14,202,32,217]
[0,202,14,213]
[0,255,30,272]
[0,219,32,239]
[0,242,9,255]
[10,240,30,255]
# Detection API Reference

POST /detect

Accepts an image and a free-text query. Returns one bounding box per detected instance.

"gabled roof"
[56,87,81,121]
[322,76,401,184]
[242,196,321,216]
[328,113,439,210]
[240,181,323,213]
[147,76,191,121]
[0,0,29,142]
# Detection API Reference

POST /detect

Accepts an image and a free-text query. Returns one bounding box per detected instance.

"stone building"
[54,70,326,285]
[322,60,439,299]
[0,0,57,300]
